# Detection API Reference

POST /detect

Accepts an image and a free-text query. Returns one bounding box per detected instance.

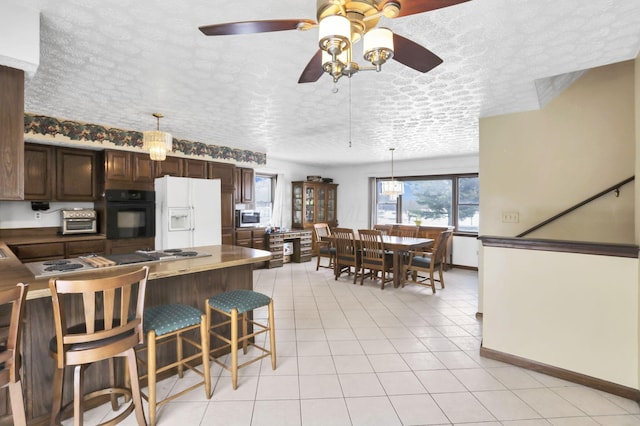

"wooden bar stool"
[206,290,275,390]
[0,283,28,426]
[48,267,149,426]
[135,303,211,426]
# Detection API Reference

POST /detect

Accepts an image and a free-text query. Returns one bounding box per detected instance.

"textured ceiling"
[15,0,640,165]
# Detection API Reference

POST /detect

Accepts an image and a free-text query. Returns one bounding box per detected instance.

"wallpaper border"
[23,113,267,165]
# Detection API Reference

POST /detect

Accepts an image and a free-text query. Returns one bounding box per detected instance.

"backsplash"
[24,113,267,165]
[0,201,94,229]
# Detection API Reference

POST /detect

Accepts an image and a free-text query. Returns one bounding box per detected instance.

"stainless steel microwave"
[235,210,260,227]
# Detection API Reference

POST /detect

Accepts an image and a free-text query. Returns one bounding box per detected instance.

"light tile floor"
[74,261,640,425]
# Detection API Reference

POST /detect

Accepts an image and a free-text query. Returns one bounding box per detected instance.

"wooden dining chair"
[0,283,28,426]
[401,230,452,293]
[373,224,392,235]
[332,228,361,284]
[357,229,393,289]
[390,225,418,238]
[313,223,335,271]
[49,267,149,426]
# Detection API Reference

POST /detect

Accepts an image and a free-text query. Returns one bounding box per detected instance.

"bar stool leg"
[73,365,84,426]
[177,330,184,378]
[200,314,212,398]
[125,348,147,426]
[268,300,276,370]
[242,312,248,355]
[8,380,26,425]
[108,358,118,410]
[231,308,238,390]
[50,367,64,426]
[148,329,157,426]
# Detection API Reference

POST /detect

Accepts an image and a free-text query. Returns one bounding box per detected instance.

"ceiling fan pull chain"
[348,78,352,148]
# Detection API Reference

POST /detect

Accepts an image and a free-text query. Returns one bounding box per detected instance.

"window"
[375,174,479,233]
[254,174,275,227]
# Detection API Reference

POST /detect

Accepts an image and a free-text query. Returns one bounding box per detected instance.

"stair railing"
[516,176,635,238]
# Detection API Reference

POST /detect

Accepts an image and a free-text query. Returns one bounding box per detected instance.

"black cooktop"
[104,253,158,265]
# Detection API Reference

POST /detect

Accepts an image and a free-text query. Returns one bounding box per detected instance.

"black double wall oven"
[104,189,155,239]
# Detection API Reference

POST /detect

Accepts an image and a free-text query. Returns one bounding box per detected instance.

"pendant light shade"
[143,113,172,161]
[381,147,404,200]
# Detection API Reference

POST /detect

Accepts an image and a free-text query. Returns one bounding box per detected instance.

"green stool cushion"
[207,290,271,315]
[144,304,203,337]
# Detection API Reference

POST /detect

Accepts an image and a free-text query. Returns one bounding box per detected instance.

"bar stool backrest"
[49,267,149,368]
[0,283,28,425]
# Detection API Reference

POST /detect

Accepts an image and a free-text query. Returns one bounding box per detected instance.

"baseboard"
[450,264,478,271]
[480,345,640,402]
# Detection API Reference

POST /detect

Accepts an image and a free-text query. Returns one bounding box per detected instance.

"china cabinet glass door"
[293,184,303,227]
[317,186,326,222]
[304,186,315,223]
[327,187,336,223]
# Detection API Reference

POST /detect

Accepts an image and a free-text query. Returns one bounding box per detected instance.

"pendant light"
[142,113,172,161]
[381,147,404,200]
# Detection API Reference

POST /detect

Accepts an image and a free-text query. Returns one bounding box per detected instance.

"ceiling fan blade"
[382,0,471,18]
[199,19,316,36]
[298,50,324,83]
[392,33,443,73]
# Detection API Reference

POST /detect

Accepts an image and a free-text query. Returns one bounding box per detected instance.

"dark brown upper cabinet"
[208,162,235,190]
[24,143,55,200]
[234,167,254,204]
[0,66,25,200]
[183,159,207,179]
[56,148,99,201]
[153,155,183,178]
[104,150,154,190]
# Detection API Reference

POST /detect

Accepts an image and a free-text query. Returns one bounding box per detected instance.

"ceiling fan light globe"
[318,15,351,50]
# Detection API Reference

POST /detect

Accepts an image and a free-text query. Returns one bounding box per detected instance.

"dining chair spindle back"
[332,228,361,284]
[357,229,393,289]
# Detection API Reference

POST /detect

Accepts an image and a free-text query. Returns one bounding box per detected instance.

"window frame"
[254,173,276,227]
[373,172,479,235]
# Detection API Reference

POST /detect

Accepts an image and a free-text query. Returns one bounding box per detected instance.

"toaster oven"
[61,209,97,235]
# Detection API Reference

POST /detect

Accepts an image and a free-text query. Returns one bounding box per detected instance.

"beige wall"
[480,60,636,243]
[483,246,638,388]
[479,58,639,391]
[635,52,640,397]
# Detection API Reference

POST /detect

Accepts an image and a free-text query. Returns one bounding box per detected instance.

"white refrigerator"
[155,176,222,250]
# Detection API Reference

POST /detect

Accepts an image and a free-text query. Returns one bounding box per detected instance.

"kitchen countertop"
[0,242,272,300]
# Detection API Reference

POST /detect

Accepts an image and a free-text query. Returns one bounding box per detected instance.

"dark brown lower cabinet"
[105,237,154,254]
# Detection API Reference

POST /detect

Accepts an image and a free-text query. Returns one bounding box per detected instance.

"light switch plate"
[502,211,519,223]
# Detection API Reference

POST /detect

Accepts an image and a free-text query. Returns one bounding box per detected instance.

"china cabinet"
[291,181,338,229]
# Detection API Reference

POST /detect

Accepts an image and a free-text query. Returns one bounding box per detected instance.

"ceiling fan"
[199,0,471,83]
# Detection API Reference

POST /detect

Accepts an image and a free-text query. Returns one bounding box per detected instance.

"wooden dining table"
[324,233,434,288]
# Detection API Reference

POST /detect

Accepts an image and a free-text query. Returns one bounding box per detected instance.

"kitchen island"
[0,242,271,423]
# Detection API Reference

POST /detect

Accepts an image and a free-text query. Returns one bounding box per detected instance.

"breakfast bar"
[0,242,271,422]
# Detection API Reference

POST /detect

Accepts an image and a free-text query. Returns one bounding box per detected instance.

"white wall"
[0,201,93,229]
[0,2,39,76]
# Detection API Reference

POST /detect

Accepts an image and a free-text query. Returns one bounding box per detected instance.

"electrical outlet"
[501,211,519,223]
[35,212,42,220]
